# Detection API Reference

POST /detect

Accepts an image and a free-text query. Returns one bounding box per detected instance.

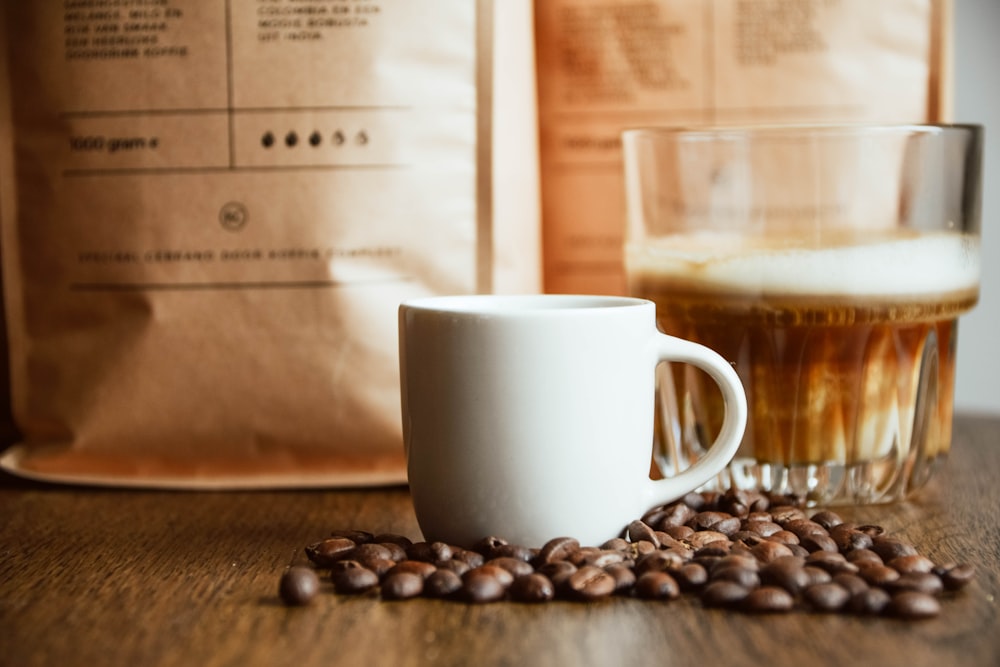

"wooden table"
[2,415,999,667]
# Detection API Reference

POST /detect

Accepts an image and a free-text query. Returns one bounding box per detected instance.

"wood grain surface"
[1,415,999,667]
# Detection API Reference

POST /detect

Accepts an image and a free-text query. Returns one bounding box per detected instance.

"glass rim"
[621,123,983,142]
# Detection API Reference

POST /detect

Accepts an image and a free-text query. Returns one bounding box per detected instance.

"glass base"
[699,454,948,507]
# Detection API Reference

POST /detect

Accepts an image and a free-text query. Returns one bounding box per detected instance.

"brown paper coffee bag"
[0,0,539,487]
[535,0,952,294]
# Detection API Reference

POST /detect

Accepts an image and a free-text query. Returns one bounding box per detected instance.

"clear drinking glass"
[622,124,983,505]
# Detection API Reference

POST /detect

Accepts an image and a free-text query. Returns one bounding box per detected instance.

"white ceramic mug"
[398,294,747,547]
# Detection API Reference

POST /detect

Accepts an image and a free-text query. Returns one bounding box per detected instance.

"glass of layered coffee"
[622,124,983,505]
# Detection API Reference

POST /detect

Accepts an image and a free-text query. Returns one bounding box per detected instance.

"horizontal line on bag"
[62,164,411,177]
[59,106,414,118]
[69,278,412,292]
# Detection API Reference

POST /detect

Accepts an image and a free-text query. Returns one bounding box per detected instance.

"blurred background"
[953,0,999,414]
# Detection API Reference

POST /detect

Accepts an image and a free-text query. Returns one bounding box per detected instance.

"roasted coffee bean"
[378,542,409,563]
[688,511,741,536]
[804,582,850,612]
[406,541,453,563]
[939,563,976,591]
[330,529,374,544]
[605,563,637,593]
[373,533,413,548]
[712,554,759,573]
[760,557,810,595]
[382,571,424,600]
[743,519,783,538]
[856,524,886,538]
[536,536,581,564]
[352,542,395,566]
[694,544,731,559]
[751,540,794,563]
[663,525,695,540]
[424,569,463,598]
[468,564,514,588]
[871,536,918,562]
[831,573,869,597]
[387,560,437,580]
[809,510,845,530]
[859,564,900,587]
[635,550,686,576]
[488,557,535,578]
[566,565,617,600]
[802,565,832,587]
[766,530,800,546]
[711,566,760,589]
[845,548,883,567]
[701,581,751,608]
[887,591,941,619]
[492,543,536,562]
[537,560,577,587]
[800,534,839,554]
[435,559,471,577]
[885,572,944,596]
[305,537,356,566]
[332,563,379,594]
[279,566,320,606]
[686,530,731,549]
[783,519,828,540]
[509,573,555,603]
[473,536,508,558]
[672,562,708,591]
[451,548,486,569]
[770,505,808,524]
[831,526,874,552]
[461,569,507,603]
[888,554,936,574]
[806,551,856,574]
[635,571,680,600]
[579,549,626,568]
[627,519,660,545]
[654,502,697,529]
[849,587,891,615]
[600,537,630,552]
[743,586,795,613]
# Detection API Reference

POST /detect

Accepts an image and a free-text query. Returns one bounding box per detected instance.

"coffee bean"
[330,529,374,544]
[601,537,630,552]
[424,569,463,598]
[743,519,783,537]
[492,543,536,562]
[806,551,857,575]
[627,519,659,545]
[373,533,413,548]
[939,563,976,590]
[331,563,379,594]
[461,569,507,603]
[766,530,801,546]
[469,564,514,588]
[635,550,686,576]
[887,591,941,619]
[783,519,828,540]
[686,530,731,549]
[381,571,423,600]
[750,540,794,563]
[279,566,320,606]
[387,560,437,580]
[635,571,680,600]
[831,526,874,552]
[701,581,751,608]
[888,554,936,574]
[435,559,471,577]
[473,536,508,558]
[352,542,395,568]
[488,557,535,578]
[605,563,638,593]
[743,586,795,613]
[800,534,839,554]
[509,573,555,602]
[673,562,709,591]
[849,587,891,615]
[537,560,577,587]
[712,566,760,589]
[859,564,900,587]
[407,541,453,563]
[451,548,486,569]
[845,548,883,567]
[566,565,617,600]
[536,536,581,564]
[885,572,944,596]
[770,505,808,524]
[804,582,850,612]
[831,573,869,597]
[809,510,845,530]
[305,537,355,566]
[663,525,695,540]
[871,537,918,562]
[760,557,810,594]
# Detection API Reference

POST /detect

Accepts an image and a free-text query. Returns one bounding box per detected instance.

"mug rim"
[400,294,652,315]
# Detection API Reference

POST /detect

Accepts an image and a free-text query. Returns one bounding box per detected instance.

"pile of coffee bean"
[279,490,974,618]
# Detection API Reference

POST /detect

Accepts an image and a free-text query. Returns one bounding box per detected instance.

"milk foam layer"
[627,231,980,296]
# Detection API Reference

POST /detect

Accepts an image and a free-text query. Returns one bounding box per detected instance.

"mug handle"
[643,334,747,507]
